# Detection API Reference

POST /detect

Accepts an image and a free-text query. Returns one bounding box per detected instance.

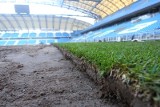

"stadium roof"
[0,0,137,32]
[0,14,91,31]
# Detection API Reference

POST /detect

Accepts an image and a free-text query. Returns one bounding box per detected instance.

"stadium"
[0,0,160,107]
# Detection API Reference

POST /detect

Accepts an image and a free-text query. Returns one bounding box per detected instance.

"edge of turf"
[55,44,154,107]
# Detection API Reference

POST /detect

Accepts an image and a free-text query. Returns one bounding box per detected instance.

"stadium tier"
[0,38,71,46]
[71,12,160,42]
[83,0,160,33]
[0,32,71,46]
[2,33,19,38]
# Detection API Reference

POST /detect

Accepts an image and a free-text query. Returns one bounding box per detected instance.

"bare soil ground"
[0,45,119,107]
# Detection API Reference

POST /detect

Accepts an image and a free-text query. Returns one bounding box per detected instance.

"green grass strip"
[56,41,160,102]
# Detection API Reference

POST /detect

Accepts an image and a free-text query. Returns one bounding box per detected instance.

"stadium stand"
[2,33,19,38]
[0,31,71,46]
[0,0,160,46]
[71,11,160,42]
[82,0,160,33]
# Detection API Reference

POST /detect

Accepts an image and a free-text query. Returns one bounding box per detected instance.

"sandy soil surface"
[0,45,119,107]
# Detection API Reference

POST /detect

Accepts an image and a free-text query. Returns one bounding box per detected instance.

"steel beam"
[37,15,42,30]
[45,15,48,30]
[12,14,22,30]
[62,4,101,19]
[64,17,69,31]
[120,0,126,6]
[70,18,76,31]
[0,19,7,31]
[78,1,108,17]
[106,0,120,9]
[52,15,54,30]
[2,14,15,31]
[21,15,29,30]
[59,16,62,30]
[30,15,35,30]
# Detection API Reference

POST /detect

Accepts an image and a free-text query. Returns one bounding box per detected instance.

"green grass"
[56,41,160,103]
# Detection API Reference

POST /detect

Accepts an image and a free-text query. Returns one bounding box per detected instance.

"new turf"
[57,41,160,103]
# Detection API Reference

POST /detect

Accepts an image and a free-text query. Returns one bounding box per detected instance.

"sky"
[0,3,95,24]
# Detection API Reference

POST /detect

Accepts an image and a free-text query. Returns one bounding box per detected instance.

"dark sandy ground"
[0,45,119,107]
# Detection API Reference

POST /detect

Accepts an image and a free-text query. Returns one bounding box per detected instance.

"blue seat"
[47,33,54,37]
[21,33,29,38]
[39,33,47,37]
[62,33,69,37]
[12,33,19,38]
[18,40,28,45]
[39,40,46,44]
[2,33,11,38]
[2,33,19,38]
[29,33,37,38]
[58,38,70,43]
[6,41,15,45]
[28,40,36,45]
[55,33,62,37]
[0,40,6,46]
